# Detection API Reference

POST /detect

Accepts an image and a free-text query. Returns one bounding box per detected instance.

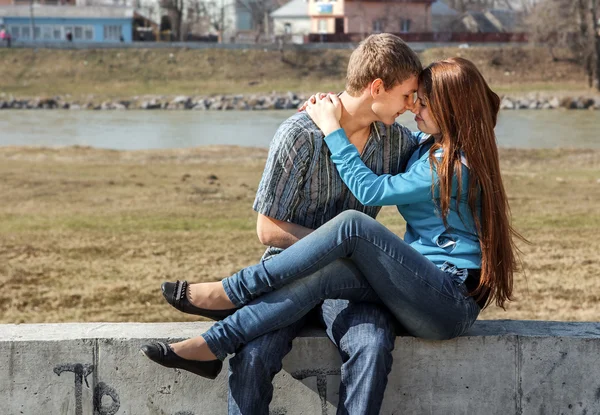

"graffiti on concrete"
[53,362,341,414]
[53,362,199,415]
[291,368,341,415]
[54,363,95,415]
[93,382,120,415]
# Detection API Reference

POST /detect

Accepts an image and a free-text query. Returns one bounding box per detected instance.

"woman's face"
[412,87,441,138]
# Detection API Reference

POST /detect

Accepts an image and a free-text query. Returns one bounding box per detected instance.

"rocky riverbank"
[1,93,600,111]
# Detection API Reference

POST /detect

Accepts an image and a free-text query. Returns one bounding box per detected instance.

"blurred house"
[270,0,309,41]
[0,0,76,4]
[0,4,155,42]
[452,8,525,33]
[431,0,458,32]
[307,0,434,36]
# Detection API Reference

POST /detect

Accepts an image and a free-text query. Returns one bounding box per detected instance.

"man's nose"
[410,100,420,114]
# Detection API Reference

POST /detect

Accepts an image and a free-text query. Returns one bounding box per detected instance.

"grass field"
[0,145,598,324]
[0,46,596,100]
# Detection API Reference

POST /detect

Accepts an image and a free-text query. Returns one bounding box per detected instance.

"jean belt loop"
[456,268,469,284]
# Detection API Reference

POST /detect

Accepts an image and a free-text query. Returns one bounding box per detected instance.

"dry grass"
[0,146,598,324]
[0,46,594,100]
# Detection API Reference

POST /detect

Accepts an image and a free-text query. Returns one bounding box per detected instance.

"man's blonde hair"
[346,34,422,95]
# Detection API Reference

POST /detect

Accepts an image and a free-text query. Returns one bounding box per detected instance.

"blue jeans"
[227,297,395,415]
[204,210,480,359]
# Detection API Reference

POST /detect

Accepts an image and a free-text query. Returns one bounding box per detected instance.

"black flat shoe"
[161,280,236,321]
[140,341,223,380]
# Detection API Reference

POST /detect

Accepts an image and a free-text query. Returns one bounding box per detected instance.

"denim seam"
[351,234,464,304]
[222,278,244,308]
[202,332,227,361]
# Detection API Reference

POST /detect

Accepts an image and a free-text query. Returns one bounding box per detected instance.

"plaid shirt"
[253,111,416,257]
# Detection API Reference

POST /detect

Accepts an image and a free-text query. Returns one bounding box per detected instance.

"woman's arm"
[325,129,434,206]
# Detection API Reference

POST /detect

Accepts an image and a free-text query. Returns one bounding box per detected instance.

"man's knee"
[323,301,396,360]
[229,342,283,378]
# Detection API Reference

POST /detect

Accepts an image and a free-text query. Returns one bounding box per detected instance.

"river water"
[1,110,598,150]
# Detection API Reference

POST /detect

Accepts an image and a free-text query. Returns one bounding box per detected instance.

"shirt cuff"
[323,128,349,154]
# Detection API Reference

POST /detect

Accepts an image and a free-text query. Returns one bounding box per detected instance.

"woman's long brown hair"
[419,57,524,309]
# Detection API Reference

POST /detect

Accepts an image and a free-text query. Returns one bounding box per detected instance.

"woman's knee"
[332,210,378,235]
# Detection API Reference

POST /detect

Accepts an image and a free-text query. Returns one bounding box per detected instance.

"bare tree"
[528,0,600,90]
[160,0,185,41]
[236,0,281,42]
[189,0,230,38]
[445,0,539,13]
[184,0,279,43]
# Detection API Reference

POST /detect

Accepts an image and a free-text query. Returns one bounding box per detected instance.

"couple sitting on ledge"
[140,33,523,414]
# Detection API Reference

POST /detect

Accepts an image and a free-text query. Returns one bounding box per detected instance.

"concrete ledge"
[1,320,599,414]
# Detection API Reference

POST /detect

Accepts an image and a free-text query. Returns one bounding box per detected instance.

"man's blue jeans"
[227,297,396,415]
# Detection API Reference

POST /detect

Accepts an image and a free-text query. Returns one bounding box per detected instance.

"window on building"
[42,25,53,40]
[74,26,83,40]
[84,27,94,40]
[318,19,327,33]
[372,19,384,33]
[34,26,41,40]
[400,19,411,33]
[284,23,292,34]
[20,26,30,40]
[236,7,254,31]
[104,25,122,41]
[10,26,19,38]
[53,26,62,40]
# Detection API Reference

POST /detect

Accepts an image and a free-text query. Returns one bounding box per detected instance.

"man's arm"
[256,213,313,249]
[253,117,314,250]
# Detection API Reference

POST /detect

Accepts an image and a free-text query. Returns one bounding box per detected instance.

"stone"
[548,97,561,109]
[500,97,515,110]
[583,98,595,109]
[274,97,287,110]
[171,95,192,109]
[517,99,530,109]
[141,99,161,110]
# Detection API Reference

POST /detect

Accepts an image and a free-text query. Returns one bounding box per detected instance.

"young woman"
[140,57,523,379]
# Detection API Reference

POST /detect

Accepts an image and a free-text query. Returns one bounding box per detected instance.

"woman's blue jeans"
[203,210,481,360]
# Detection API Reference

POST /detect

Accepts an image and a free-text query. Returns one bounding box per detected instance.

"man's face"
[371,75,418,125]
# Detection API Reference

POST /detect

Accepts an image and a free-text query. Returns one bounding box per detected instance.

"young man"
[228,34,421,414]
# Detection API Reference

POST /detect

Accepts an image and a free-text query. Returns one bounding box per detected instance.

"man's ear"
[369,79,384,98]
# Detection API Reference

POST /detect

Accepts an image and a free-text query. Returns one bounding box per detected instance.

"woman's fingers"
[328,93,341,106]
[298,92,338,112]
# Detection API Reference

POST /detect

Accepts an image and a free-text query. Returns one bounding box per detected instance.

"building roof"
[0,5,135,19]
[431,0,459,16]
[464,11,502,32]
[487,9,523,31]
[270,0,309,18]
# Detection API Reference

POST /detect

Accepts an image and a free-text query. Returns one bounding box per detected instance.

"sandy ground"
[0,145,598,324]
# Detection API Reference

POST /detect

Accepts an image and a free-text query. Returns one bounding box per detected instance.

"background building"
[308,0,434,36]
[270,0,309,41]
[0,5,154,42]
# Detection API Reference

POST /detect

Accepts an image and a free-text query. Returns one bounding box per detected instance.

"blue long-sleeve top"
[325,128,481,270]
